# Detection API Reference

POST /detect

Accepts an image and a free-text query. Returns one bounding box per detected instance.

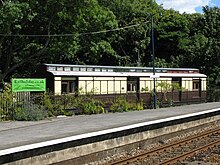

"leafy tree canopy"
[0,1,219,88]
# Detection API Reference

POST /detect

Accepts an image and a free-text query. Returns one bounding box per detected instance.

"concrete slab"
[0,102,219,152]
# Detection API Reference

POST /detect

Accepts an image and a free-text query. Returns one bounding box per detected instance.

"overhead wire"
[0,21,149,37]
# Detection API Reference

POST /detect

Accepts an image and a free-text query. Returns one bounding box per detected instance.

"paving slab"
[0,102,220,151]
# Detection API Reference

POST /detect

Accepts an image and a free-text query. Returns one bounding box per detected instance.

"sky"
[155,0,220,14]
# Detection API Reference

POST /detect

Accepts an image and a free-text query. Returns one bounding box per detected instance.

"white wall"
[54,77,61,95]
[78,77,127,94]
[140,77,172,92]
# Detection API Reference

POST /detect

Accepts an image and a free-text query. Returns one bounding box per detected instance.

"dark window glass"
[193,79,201,90]
[127,77,138,92]
[61,81,77,94]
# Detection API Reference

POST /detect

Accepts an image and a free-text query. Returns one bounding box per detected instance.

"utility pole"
[151,14,157,109]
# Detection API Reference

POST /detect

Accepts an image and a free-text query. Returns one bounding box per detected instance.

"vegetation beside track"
[0,83,219,121]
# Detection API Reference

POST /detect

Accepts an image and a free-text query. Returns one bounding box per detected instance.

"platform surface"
[0,102,220,152]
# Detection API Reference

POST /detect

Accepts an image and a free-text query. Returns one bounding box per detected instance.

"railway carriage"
[35,64,207,105]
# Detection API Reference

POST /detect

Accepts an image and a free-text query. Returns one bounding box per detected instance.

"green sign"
[12,78,46,92]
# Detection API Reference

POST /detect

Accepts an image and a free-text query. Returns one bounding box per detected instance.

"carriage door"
[127,77,140,100]
[172,77,182,101]
[193,79,201,97]
[61,77,78,94]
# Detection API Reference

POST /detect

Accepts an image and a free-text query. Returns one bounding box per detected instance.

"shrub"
[42,93,54,117]
[14,102,46,121]
[0,84,15,120]
[136,101,144,111]
[42,93,71,117]
[83,101,104,114]
[110,97,129,112]
[207,88,220,102]
[62,94,76,109]
[74,95,104,115]
[212,89,220,101]
[141,86,149,92]
[126,100,144,111]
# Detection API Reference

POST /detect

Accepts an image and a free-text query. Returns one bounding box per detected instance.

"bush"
[207,88,220,102]
[110,97,129,112]
[42,93,54,117]
[42,93,71,117]
[136,101,144,111]
[74,95,104,115]
[83,101,104,114]
[14,102,46,121]
[212,89,220,101]
[0,84,15,120]
[124,100,144,111]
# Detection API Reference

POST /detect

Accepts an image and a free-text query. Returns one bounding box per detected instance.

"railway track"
[108,127,220,165]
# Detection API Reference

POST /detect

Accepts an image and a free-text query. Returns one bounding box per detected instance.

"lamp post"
[151,14,157,109]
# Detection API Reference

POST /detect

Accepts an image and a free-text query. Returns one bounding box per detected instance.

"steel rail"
[159,139,220,165]
[108,127,220,165]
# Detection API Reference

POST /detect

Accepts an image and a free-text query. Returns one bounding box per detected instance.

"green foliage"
[156,81,183,107]
[157,81,182,93]
[207,88,220,102]
[83,100,104,115]
[0,0,220,98]
[155,9,190,64]
[0,1,39,80]
[172,7,220,88]
[141,86,149,92]
[110,96,129,112]
[74,95,104,115]
[42,93,74,117]
[0,83,14,120]
[42,93,54,117]
[136,102,144,111]
[98,0,158,66]
[128,101,144,111]
[14,102,46,121]
[149,91,160,109]
[148,57,173,68]
[0,84,47,121]
[211,89,220,102]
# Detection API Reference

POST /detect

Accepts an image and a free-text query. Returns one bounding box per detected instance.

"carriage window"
[172,77,181,83]
[64,67,71,71]
[108,69,113,72]
[61,80,77,94]
[94,68,101,72]
[87,68,93,72]
[127,83,136,91]
[127,77,139,92]
[136,69,142,72]
[80,68,86,72]
[57,67,63,71]
[193,79,201,90]
[72,67,79,71]
[48,66,56,71]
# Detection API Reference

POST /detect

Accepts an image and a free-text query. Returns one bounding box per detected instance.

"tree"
[0,0,219,91]
[73,0,118,65]
[98,0,162,66]
[0,0,118,81]
[200,6,220,87]
[155,9,190,63]
[0,1,40,81]
[173,6,220,87]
